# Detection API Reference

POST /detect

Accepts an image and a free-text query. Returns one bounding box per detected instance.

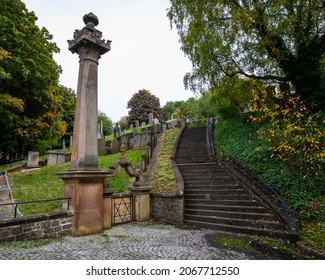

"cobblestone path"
[0,221,255,260]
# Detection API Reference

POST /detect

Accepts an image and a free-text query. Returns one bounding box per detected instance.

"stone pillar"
[130,186,151,222]
[58,13,112,236]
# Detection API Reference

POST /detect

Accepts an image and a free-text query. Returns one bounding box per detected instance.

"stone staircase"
[175,126,299,240]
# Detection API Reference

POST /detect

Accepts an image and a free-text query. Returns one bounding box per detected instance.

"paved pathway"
[0,221,254,260]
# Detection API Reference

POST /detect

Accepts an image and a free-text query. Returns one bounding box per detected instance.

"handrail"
[0,197,71,219]
[206,117,216,157]
[4,170,23,217]
[206,117,300,230]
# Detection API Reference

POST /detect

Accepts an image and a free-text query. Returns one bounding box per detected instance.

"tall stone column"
[58,13,112,236]
[69,13,111,170]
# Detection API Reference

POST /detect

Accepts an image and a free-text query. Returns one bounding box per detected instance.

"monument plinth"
[58,13,112,236]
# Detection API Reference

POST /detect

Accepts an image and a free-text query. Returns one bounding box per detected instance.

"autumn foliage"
[127,89,163,126]
[249,90,325,178]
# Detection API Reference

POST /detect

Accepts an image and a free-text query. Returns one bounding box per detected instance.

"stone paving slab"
[0,221,254,260]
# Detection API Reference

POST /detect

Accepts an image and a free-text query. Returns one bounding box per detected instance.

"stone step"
[184,193,254,200]
[185,203,270,213]
[184,181,239,187]
[184,189,249,195]
[185,214,286,231]
[184,184,243,190]
[184,220,299,241]
[184,198,262,207]
[185,209,275,221]
[181,173,231,179]
[184,177,237,183]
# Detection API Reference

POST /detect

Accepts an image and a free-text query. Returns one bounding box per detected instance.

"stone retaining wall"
[0,211,72,242]
[150,194,184,225]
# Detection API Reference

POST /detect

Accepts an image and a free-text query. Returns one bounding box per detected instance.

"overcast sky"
[22,0,193,122]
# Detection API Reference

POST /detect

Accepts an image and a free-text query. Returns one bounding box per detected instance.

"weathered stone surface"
[27,151,39,168]
[151,194,184,225]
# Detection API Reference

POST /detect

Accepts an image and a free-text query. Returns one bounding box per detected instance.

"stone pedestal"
[58,171,111,236]
[130,186,151,222]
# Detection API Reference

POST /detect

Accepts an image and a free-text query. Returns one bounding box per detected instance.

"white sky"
[22,0,193,122]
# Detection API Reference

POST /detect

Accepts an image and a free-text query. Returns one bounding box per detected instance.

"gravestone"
[27,151,39,168]
[148,113,154,125]
[98,138,107,156]
[141,132,151,148]
[110,138,120,154]
[135,120,140,128]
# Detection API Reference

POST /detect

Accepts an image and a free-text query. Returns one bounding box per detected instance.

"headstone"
[130,124,134,131]
[62,139,66,149]
[27,151,39,168]
[141,132,151,149]
[141,122,146,127]
[148,113,154,125]
[135,120,140,128]
[133,135,141,150]
[110,138,120,154]
[98,138,107,156]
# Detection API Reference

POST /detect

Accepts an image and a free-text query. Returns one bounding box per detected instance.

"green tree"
[127,89,163,125]
[98,111,113,137]
[0,0,62,162]
[56,85,76,140]
[168,0,325,108]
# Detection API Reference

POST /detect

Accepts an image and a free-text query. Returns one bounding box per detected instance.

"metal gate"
[111,194,135,226]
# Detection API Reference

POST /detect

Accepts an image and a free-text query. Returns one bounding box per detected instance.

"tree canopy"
[127,89,163,125]
[168,0,325,108]
[0,0,63,162]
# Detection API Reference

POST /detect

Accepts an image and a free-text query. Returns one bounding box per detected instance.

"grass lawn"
[7,149,145,216]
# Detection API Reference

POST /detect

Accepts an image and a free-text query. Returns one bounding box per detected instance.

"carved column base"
[58,170,111,236]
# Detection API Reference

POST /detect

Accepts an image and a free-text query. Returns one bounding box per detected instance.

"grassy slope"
[8,150,144,215]
[150,128,179,193]
[215,118,325,251]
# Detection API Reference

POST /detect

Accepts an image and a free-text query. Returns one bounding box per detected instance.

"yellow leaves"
[249,89,324,178]
[0,49,12,60]
[0,94,24,112]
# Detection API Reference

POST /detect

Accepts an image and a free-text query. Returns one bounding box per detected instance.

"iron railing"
[0,197,71,219]
[205,117,300,230]
[206,117,216,157]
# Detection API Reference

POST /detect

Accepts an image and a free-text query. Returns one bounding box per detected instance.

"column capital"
[68,13,111,62]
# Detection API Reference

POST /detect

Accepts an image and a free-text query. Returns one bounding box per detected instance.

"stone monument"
[58,13,112,236]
